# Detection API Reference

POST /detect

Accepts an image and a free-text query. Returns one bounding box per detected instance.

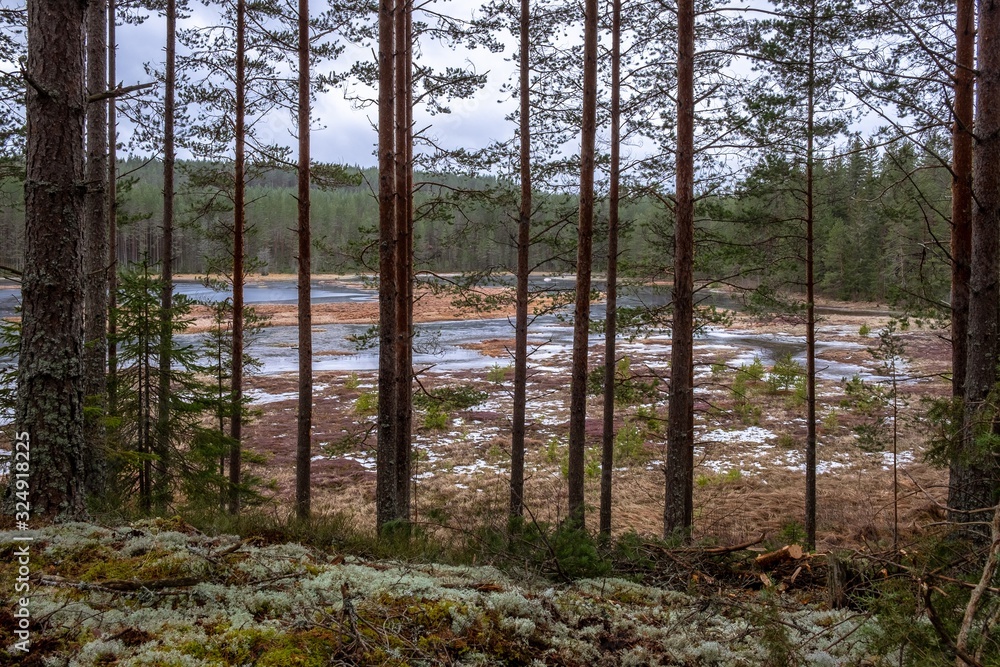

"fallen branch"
[922,582,984,667]
[701,533,767,555]
[39,574,205,592]
[641,533,766,557]
[956,502,1000,665]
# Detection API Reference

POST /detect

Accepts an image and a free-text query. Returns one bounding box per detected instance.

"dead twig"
[956,503,1000,665]
[38,574,204,592]
[922,582,985,667]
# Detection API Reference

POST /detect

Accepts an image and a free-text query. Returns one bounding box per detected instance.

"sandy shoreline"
[3,271,902,335]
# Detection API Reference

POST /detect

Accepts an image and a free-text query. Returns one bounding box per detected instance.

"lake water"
[1,278,887,381]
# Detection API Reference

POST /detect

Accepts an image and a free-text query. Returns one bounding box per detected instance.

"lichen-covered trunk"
[664,0,695,538]
[567,0,599,528]
[295,0,312,521]
[955,0,1000,531]
[599,0,621,538]
[16,0,88,518]
[510,0,532,522]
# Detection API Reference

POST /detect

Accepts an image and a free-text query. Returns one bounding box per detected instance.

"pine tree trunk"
[392,0,412,523]
[376,0,399,530]
[107,0,118,414]
[84,0,109,496]
[956,0,1000,532]
[84,0,108,405]
[155,0,176,513]
[664,0,695,538]
[14,0,88,519]
[510,0,531,522]
[567,0,599,528]
[951,0,974,401]
[600,0,621,538]
[229,0,247,515]
[804,0,817,551]
[295,0,312,521]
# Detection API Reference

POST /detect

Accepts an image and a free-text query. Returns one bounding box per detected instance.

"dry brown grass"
[238,308,951,553]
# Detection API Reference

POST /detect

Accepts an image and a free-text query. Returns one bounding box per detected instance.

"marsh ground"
[239,288,952,553]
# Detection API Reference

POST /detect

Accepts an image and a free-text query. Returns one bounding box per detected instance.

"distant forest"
[0,145,953,307]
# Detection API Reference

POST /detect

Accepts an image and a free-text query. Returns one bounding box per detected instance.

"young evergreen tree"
[739,0,855,550]
[0,5,24,190]
[177,0,289,514]
[112,263,249,512]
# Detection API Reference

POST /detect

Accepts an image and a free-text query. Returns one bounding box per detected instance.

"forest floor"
[238,283,952,554]
[0,281,973,665]
[0,519,907,666]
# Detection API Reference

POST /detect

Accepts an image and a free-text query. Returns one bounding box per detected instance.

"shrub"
[737,357,766,384]
[413,385,488,412]
[614,420,647,464]
[486,364,511,383]
[422,408,449,431]
[766,352,804,393]
[354,391,378,415]
[587,356,660,405]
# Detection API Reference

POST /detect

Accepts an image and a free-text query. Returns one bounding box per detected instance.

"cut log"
[755,544,804,569]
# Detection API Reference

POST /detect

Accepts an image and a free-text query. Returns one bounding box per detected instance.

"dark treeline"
[1,148,950,307]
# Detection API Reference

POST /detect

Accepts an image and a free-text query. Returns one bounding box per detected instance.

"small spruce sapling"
[842,319,908,549]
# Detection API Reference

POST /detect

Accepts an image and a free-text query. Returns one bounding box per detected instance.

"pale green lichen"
[500,615,536,638]
[0,522,899,666]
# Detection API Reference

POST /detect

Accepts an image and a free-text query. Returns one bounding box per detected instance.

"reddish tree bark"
[951,0,974,402]
[84,0,109,496]
[510,0,532,521]
[956,0,1000,530]
[567,0,599,528]
[229,0,247,514]
[392,0,413,522]
[295,0,312,520]
[664,0,695,538]
[107,0,118,413]
[600,0,621,537]
[376,0,399,529]
[84,0,108,404]
[804,0,817,551]
[155,0,177,512]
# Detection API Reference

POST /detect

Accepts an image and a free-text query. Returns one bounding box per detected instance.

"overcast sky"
[113,0,521,168]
